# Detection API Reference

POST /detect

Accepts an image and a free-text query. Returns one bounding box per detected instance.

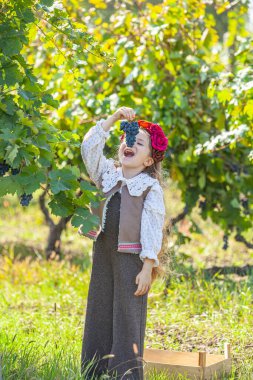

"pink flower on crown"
[148,123,168,151]
[138,120,168,163]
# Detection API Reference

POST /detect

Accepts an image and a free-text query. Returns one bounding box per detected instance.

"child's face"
[118,129,154,170]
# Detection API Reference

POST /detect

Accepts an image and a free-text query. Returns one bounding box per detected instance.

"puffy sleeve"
[139,181,166,267]
[81,119,114,189]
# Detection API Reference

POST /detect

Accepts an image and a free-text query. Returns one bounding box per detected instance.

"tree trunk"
[45,218,70,259]
[39,187,72,260]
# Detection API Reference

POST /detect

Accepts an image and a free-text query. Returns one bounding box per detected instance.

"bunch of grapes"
[222,233,229,250]
[241,197,250,215]
[11,168,20,175]
[229,163,241,176]
[198,199,206,211]
[0,161,10,176]
[120,120,139,148]
[20,193,33,207]
[0,160,21,176]
[1,161,32,207]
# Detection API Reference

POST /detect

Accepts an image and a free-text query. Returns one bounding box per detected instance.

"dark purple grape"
[120,120,139,147]
[20,193,33,207]
[241,198,250,215]
[198,200,207,211]
[0,161,10,176]
[11,168,20,175]
[230,163,240,174]
[222,234,229,250]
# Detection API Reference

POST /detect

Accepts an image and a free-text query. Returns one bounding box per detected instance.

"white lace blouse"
[80,119,166,267]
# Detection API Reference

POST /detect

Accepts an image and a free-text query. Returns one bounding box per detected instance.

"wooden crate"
[143,343,232,380]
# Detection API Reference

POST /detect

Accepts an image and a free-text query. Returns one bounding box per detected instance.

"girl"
[79,106,169,379]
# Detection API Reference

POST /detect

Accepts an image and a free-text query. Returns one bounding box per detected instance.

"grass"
[0,183,253,379]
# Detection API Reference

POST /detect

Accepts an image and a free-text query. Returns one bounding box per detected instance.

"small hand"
[134,269,152,296]
[113,106,136,122]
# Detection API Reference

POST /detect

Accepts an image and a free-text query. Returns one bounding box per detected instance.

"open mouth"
[123,148,135,158]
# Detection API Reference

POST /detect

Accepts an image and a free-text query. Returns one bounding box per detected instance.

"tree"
[0,0,252,257]
[0,0,114,257]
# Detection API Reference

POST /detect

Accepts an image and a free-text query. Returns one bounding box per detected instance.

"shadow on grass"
[164,251,253,292]
[2,240,253,283]
[0,240,91,272]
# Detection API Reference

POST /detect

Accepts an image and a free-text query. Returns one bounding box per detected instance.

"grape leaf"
[48,192,75,217]
[0,176,22,196]
[0,38,23,56]
[40,0,54,6]
[71,207,100,232]
[49,168,79,194]
[42,94,59,109]
[15,166,47,195]
[5,144,19,163]
[4,65,23,86]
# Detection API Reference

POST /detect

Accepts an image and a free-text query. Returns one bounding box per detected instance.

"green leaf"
[37,149,54,167]
[5,144,19,164]
[48,192,75,217]
[244,100,253,119]
[189,218,203,234]
[198,170,206,189]
[217,88,233,104]
[16,166,47,195]
[40,0,54,6]
[18,89,36,100]
[0,176,22,197]
[4,65,23,86]
[71,207,100,232]
[33,134,51,151]
[0,97,17,116]
[171,86,185,108]
[42,94,59,108]
[230,198,241,209]
[18,8,35,23]
[49,168,79,194]
[80,180,98,192]
[0,38,23,56]
[0,127,14,142]
[69,165,80,178]
[17,148,36,166]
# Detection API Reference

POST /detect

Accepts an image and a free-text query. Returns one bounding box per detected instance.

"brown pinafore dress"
[81,189,148,380]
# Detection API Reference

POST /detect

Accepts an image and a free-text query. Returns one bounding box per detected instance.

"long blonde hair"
[115,128,172,285]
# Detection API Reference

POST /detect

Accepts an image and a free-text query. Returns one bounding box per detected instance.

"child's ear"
[145,157,154,167]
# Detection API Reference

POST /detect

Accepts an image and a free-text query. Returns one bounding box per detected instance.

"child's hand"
[134,269,152,296]
[112,106,136,122]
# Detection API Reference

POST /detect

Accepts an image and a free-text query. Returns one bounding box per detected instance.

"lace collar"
[101,161,158,196]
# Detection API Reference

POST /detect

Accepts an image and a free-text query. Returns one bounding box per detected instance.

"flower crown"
[120,119,168,163]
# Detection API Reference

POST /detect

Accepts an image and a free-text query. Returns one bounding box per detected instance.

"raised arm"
[81,118,113,189]
[81,108,136,189]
